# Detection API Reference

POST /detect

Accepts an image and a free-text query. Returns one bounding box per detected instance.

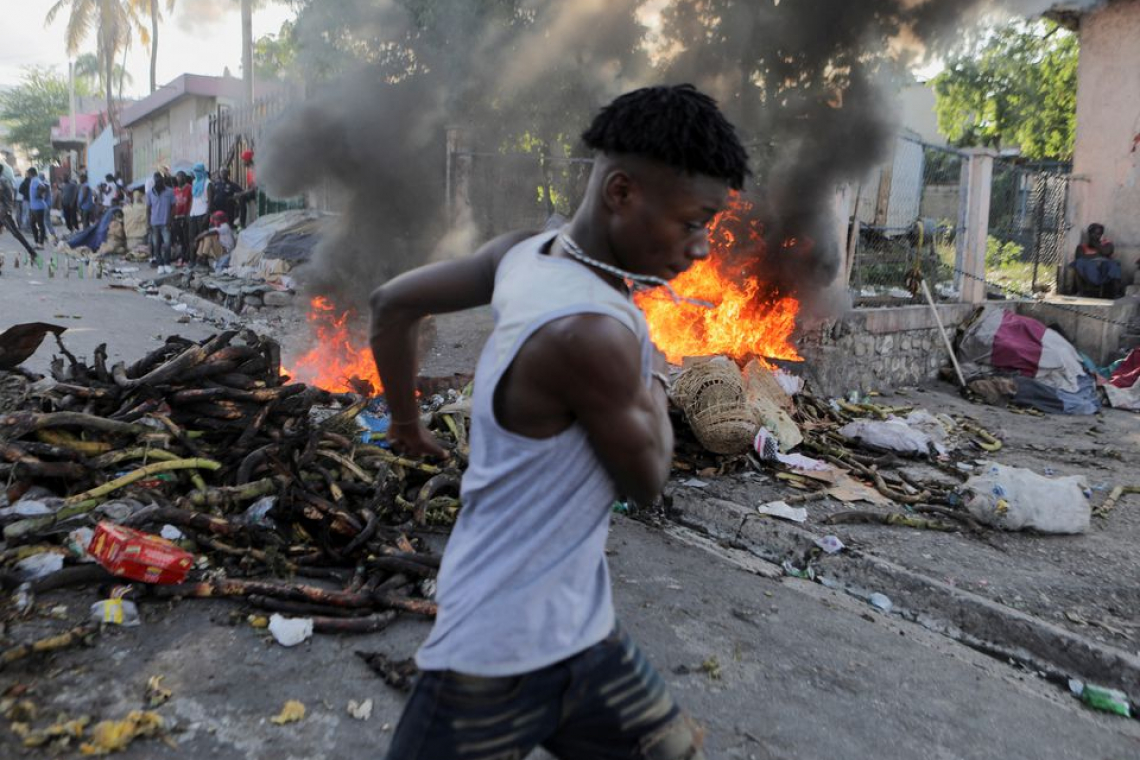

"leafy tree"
[932,20,1077,160]
[254,19,298,81]
[0,67,91,161]
[45,0,144,133]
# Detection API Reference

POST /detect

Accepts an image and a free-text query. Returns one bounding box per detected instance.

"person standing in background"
[171,171,192,263]
[147,172,175,273]
[61,173,79,233]
[187,162,212,267]
[239,149,257,229]
[27,169,46,247]
[210,168,242,228]
[78,173,94,228]
[18,169,33,232]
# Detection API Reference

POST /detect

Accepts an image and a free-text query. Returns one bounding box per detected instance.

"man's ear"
[601,169,637,216]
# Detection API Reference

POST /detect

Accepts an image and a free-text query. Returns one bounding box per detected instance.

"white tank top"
[416,231,654,676]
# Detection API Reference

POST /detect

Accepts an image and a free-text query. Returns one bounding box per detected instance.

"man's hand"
[387,419,447,459]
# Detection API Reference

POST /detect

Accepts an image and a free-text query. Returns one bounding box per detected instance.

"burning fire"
[285,296,383,394]
[635,195,803,366]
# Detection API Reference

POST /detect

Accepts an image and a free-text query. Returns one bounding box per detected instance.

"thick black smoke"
[261,0,1098,311]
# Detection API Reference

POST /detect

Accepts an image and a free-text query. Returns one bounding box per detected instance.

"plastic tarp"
[957,306,1100,414]
[1104,348,1140,410]
[225,210,324,282]
[67,208,117,251]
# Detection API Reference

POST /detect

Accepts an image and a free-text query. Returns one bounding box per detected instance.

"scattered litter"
[0,499,55,519]
[91,588,141,627]
[868,593,893,613]
[15,552,64,581]
[826,472,895,507]
[1068,679,1131,717]
[680,478,710,489]
[159,525,185,542]
[782,560,815,580]
[144,676,172,708]
[79,710,164,755]
[67,527,96,561]
[963,462,1090,534]
[270,700,306,725]
[268,614,314,647]
[814,535,845,554]
[773,369,804,397]
[347,699,373,721]
[87,522,195,584]
[756,501,807,523]
[838,413,944,457]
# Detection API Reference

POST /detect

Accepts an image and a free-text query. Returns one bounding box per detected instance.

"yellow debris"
[145,675,172,707]
[80,710,164,755]
[248,614,270,629]
[271,700,306,725]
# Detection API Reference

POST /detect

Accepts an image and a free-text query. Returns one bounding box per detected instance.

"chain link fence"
[986,159,1073,297]
[847,136,964,306]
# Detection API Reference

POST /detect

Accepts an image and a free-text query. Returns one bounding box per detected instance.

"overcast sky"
[0,0,295,97]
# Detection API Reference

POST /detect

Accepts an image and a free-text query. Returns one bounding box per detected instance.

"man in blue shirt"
[27,169,46,247]
[147,173,176,273]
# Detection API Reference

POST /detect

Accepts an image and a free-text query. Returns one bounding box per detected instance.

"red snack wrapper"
[87,521,195,585]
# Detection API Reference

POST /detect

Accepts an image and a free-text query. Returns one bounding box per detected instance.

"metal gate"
[987,160,1073,295]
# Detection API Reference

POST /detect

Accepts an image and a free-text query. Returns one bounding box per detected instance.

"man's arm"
[515,315,672,506]
[370,230,534,457]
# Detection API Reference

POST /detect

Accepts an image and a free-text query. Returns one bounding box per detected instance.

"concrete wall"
[130,95,223,181]
[1072,0,1140,283]
[798,303,980,396]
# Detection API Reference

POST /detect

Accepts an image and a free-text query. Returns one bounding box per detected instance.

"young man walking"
[370,84,749,760]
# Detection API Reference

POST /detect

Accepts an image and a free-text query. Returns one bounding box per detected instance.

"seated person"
[1071,223,1122,298]
[193,210,236,270]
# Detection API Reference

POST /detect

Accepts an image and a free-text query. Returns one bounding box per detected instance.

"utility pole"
[242,0,254,103]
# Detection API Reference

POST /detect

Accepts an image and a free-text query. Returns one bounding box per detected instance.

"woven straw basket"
[671,358,758,455]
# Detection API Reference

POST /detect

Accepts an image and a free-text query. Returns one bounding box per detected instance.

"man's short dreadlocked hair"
[581,84,750,190]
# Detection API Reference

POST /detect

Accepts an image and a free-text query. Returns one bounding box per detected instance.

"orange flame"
[284,296,384,394]
[635,194,802,366]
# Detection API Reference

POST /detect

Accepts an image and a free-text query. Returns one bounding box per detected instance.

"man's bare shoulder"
[523,313,642,392]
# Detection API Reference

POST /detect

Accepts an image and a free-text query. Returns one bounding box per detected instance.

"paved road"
[2,519,1136,760]
[0,238,215,375]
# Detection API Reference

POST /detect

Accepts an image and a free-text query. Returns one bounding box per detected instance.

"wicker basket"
[671,358,758,455]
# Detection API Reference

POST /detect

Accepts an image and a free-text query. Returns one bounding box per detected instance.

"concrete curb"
[676,496,1140,702]
[158,284,241,324]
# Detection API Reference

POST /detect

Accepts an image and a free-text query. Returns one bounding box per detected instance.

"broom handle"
[921,279,967,388]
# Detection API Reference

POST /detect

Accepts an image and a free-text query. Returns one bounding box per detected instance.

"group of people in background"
[145,151,253,273]
[2,151,255,277]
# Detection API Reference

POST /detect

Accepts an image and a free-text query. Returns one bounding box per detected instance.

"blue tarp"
[66,208,118,251]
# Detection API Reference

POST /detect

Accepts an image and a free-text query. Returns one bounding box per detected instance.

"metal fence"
[847,136,965,306]
[208,90,305,219]
[986,159,1074,296]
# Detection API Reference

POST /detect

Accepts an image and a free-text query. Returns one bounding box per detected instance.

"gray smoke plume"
[261,0,1098,312]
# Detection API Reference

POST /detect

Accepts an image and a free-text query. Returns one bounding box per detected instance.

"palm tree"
[46,0,143,133]
[129,0,174,94]
[74,50,133,95]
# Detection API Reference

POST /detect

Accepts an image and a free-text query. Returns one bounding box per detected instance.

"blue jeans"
[150,224,172,265]
[385,625,704,760]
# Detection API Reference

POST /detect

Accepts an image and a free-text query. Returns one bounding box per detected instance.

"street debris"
[355,651,418,691]
[268,613,314,647]
[963,462,1090,534]
[270,700,306,726]
[868,593,893,613]
[0,327,466,676]
[1069,679,1132,718]
[79,709,166,755]
[347,698,373,721]
[756,501,807,523]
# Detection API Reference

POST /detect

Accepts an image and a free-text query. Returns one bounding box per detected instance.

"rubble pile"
[1,329,468,660]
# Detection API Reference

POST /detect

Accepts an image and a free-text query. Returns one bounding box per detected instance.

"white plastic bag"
[268,614,313,647]
[963,462,1090,534]
[838,416,935,456]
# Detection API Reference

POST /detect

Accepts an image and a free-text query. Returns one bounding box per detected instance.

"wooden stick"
[921,278,966,387]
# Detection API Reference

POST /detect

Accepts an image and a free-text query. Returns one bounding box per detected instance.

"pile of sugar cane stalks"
[1,330,468,664]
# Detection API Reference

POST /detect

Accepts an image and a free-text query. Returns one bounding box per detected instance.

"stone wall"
[797,303,982,397]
